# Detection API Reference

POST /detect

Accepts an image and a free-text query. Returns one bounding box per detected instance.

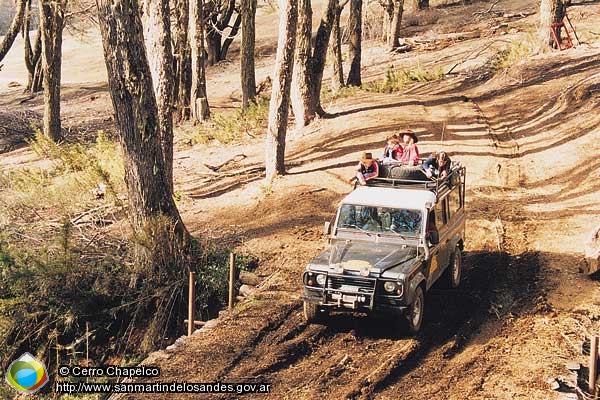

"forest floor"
[2,0,600,399]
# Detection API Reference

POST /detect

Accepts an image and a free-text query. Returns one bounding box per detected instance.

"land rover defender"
[302,162,466,333]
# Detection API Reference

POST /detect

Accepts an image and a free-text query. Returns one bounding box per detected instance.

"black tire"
[303,301,328,324]
[389,165,427,180]
[406,286,425,334]
[445,248,462,288]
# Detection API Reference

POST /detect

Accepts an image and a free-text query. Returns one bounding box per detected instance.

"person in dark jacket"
[423,151,451,179]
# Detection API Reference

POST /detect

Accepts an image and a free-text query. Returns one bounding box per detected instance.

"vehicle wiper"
[383,226,406,240]
[340,224,373,237]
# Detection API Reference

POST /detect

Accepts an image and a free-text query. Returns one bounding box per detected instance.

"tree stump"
[584,224,600,275]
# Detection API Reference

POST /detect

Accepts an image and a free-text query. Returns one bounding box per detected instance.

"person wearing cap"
[349,152,379,185]
[381,134,402,162]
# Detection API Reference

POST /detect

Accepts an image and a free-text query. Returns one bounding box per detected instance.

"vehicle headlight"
[315,274,327,286]
[383,281,396,293]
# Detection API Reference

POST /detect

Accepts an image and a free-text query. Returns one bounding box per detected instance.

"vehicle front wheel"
[303,301,328,324]
[406,286,424,334]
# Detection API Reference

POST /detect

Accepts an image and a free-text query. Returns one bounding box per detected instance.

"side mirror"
[324,221,331,236]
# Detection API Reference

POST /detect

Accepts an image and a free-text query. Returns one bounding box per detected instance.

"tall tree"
[310,0,336,115]
[190,0,211,121]
[39,0,67,142]
[265,0,297,182]
[173,0,192,121]
[290,0,336,125]
[329,0,346,93]
[291,0,314,129]
[143,0,175,193]
[23,0,43,93]
[0,0,27,62]
[205,0,241,65]
[96,0,192,280]
[539,0,567,47]
[240,0,257,108]
[389,0,404,49]
[346,0,362,86]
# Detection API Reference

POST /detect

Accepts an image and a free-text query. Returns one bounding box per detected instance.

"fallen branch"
[203,153,247,172]
[473,0,500,16]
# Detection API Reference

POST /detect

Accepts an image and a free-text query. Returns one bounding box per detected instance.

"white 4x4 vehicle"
[302,163,466,333]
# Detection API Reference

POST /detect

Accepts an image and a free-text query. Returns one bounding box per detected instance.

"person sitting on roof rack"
[422,151,451,180]
[381,134,402,163]
[398,131,420,166]
[349,152,379,185]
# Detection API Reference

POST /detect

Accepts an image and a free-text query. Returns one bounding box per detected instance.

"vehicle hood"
[308,240,418,275]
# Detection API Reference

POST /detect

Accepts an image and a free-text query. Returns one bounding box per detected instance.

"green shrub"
[491,39,535,71]
[364,64,445,93]
[183,96,270,145]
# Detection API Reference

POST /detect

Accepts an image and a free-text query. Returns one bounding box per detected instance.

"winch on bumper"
[302,270,407,314]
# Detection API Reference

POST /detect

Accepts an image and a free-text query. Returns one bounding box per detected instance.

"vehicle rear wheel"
[406,286,424,334]
[303,301,328,324]
[445,247,462,288]
[448,246,462,288]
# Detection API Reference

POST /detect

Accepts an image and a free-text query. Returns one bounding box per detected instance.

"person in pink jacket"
[349,152,379,185]
[398,131,420,166]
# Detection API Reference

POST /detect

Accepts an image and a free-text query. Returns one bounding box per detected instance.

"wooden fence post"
[188,271,196,336]
[229,252,235,310]
[590,336,598,394]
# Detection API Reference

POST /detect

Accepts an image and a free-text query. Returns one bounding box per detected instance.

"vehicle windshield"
[336,204,422,237]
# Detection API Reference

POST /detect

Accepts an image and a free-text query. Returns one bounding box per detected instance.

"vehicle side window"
[448,186,461,216]
[435,201,445,228]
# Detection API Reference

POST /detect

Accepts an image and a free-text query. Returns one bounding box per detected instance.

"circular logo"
[5,352,49,394]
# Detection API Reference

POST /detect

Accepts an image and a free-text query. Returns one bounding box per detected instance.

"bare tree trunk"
[311,0,336,115]
[539,0,567,48]
[173,0,192,121]
[143,0,175,193]
[265,0,297,182]
[240,0,257,108]
[0,0,27,62]
[39,0,66,142]
[329,0,345,93]
[389,0,404,49]
[382,0,393,45]
[346,0,362,86]
[24,0,43,93]
[220,13,241,59]
[96,0,192,282]
[205,0,237,65]
[190,0,210,121]
[291,0,314,129]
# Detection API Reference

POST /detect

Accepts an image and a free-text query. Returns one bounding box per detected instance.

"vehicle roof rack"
[365,161,465,203]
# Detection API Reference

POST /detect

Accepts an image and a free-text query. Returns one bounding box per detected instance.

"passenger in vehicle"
[398,131,420,166]
[381,134,402,162]
[425,211,439,246]
[390,209,420,234]
[349,152,379,185]
[361,207,382,231]
[340,205,357,227]
[423,151,452,180]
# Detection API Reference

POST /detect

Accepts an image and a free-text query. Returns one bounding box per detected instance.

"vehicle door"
[426,200,450,288]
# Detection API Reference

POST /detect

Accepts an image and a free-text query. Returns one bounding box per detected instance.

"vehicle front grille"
[327,275,376,293]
